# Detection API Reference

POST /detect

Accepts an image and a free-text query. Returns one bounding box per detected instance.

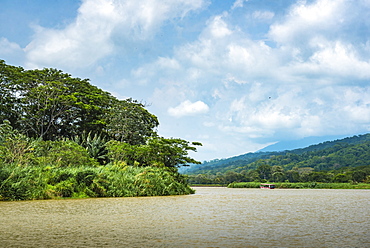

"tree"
[224,171,245,183]
[257,164,271,180]
[106,137,202,168]
[352,170,367,183]
[105,99,159,145]
[144,138,202,168]
[286,170,300,182]
[245,169,260,182]
[333,173,350,183]
[17,68,115,140]
[0,62,117,140]
[0,60,24,129]
[271,165,285,182]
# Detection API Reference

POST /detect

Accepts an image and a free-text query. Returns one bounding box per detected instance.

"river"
[1,187,369,247]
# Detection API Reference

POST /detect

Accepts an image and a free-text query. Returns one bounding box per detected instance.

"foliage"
[106,137,202,167]
[188,164,370,185]
[0,60,158,145]
[228,182,261,188]
[0,163,194,200]
[0,60,201,200]
[32,140,100,168]
[72,131,108,164]
[0,122,198,200]
[105,99,159,145]
[0,120,34,166]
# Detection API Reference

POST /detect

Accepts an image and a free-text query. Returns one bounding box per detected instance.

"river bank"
[228,181,370,189]
[0,165,194,201]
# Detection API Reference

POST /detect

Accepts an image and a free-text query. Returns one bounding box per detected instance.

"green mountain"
[184,133,370,176]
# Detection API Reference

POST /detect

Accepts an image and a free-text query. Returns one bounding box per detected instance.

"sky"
[1,0,370,161]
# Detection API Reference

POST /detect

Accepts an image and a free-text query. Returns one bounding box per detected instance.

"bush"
[0,166,48,200]
[33,140,99,167]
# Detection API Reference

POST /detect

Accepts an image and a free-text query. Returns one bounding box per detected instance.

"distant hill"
[183,133,370,175]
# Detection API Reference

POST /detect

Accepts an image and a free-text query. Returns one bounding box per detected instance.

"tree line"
[187,136,370,185]
[188,164,370,185]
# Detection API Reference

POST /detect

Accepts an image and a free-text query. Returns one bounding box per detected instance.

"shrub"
[33,140,99,167]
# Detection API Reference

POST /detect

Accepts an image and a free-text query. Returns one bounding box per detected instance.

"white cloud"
[208,15,232,38]
[269,0,345,45]
[168,100,209,117]
[0,38,22,55]
[252,11,274,20]
[307,41,370,79]
[130,0,370,147]
[231,0,248,10]
[24,0,207,69]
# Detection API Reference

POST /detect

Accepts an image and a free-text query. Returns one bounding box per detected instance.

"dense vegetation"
[0,60,200,200]
[186,134,370,185]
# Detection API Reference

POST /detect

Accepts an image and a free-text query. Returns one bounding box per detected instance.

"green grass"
[228,182,370,189]
[189,184,226,187]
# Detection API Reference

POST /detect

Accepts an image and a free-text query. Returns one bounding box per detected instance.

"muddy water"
[1,187,369,247]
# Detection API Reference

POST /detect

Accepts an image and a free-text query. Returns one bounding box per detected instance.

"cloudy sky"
[1,0,370,161]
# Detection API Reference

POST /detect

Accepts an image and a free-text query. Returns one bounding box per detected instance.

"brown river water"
[1,187,369,247]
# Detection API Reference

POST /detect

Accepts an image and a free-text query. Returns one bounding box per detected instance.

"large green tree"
[0,60,159,144]
[17,68,115,140]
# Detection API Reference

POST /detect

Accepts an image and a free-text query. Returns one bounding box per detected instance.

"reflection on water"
[1,187,369,247]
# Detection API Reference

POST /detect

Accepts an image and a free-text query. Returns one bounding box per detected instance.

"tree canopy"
[0,60,158,143]
[0,60,201,168]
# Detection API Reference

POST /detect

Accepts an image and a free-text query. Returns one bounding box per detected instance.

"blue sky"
[1,0,370,161]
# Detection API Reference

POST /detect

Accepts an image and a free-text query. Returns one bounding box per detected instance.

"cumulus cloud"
[132,0,370,149]
[168,100,209,117]
[268,0,345,45]
[24,0,207,69]
[207,15,232,38]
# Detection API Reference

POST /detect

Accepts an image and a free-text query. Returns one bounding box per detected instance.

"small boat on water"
[260,183,275,189]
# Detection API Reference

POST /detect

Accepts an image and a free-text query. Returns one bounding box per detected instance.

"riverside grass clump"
[0,163,194,201]
[228,181,370,189]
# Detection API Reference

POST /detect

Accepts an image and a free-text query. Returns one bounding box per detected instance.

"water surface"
[1,187,369,247]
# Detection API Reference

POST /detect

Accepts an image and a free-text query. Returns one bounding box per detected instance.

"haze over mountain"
[258,135,352,153]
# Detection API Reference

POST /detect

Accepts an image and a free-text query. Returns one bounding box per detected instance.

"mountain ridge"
[183,133,370,175]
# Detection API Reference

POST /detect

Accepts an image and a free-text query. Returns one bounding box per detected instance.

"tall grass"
[0,163,194,201]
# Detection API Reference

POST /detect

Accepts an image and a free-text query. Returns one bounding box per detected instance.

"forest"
[0,60,200,200]
[185,134,370,186]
